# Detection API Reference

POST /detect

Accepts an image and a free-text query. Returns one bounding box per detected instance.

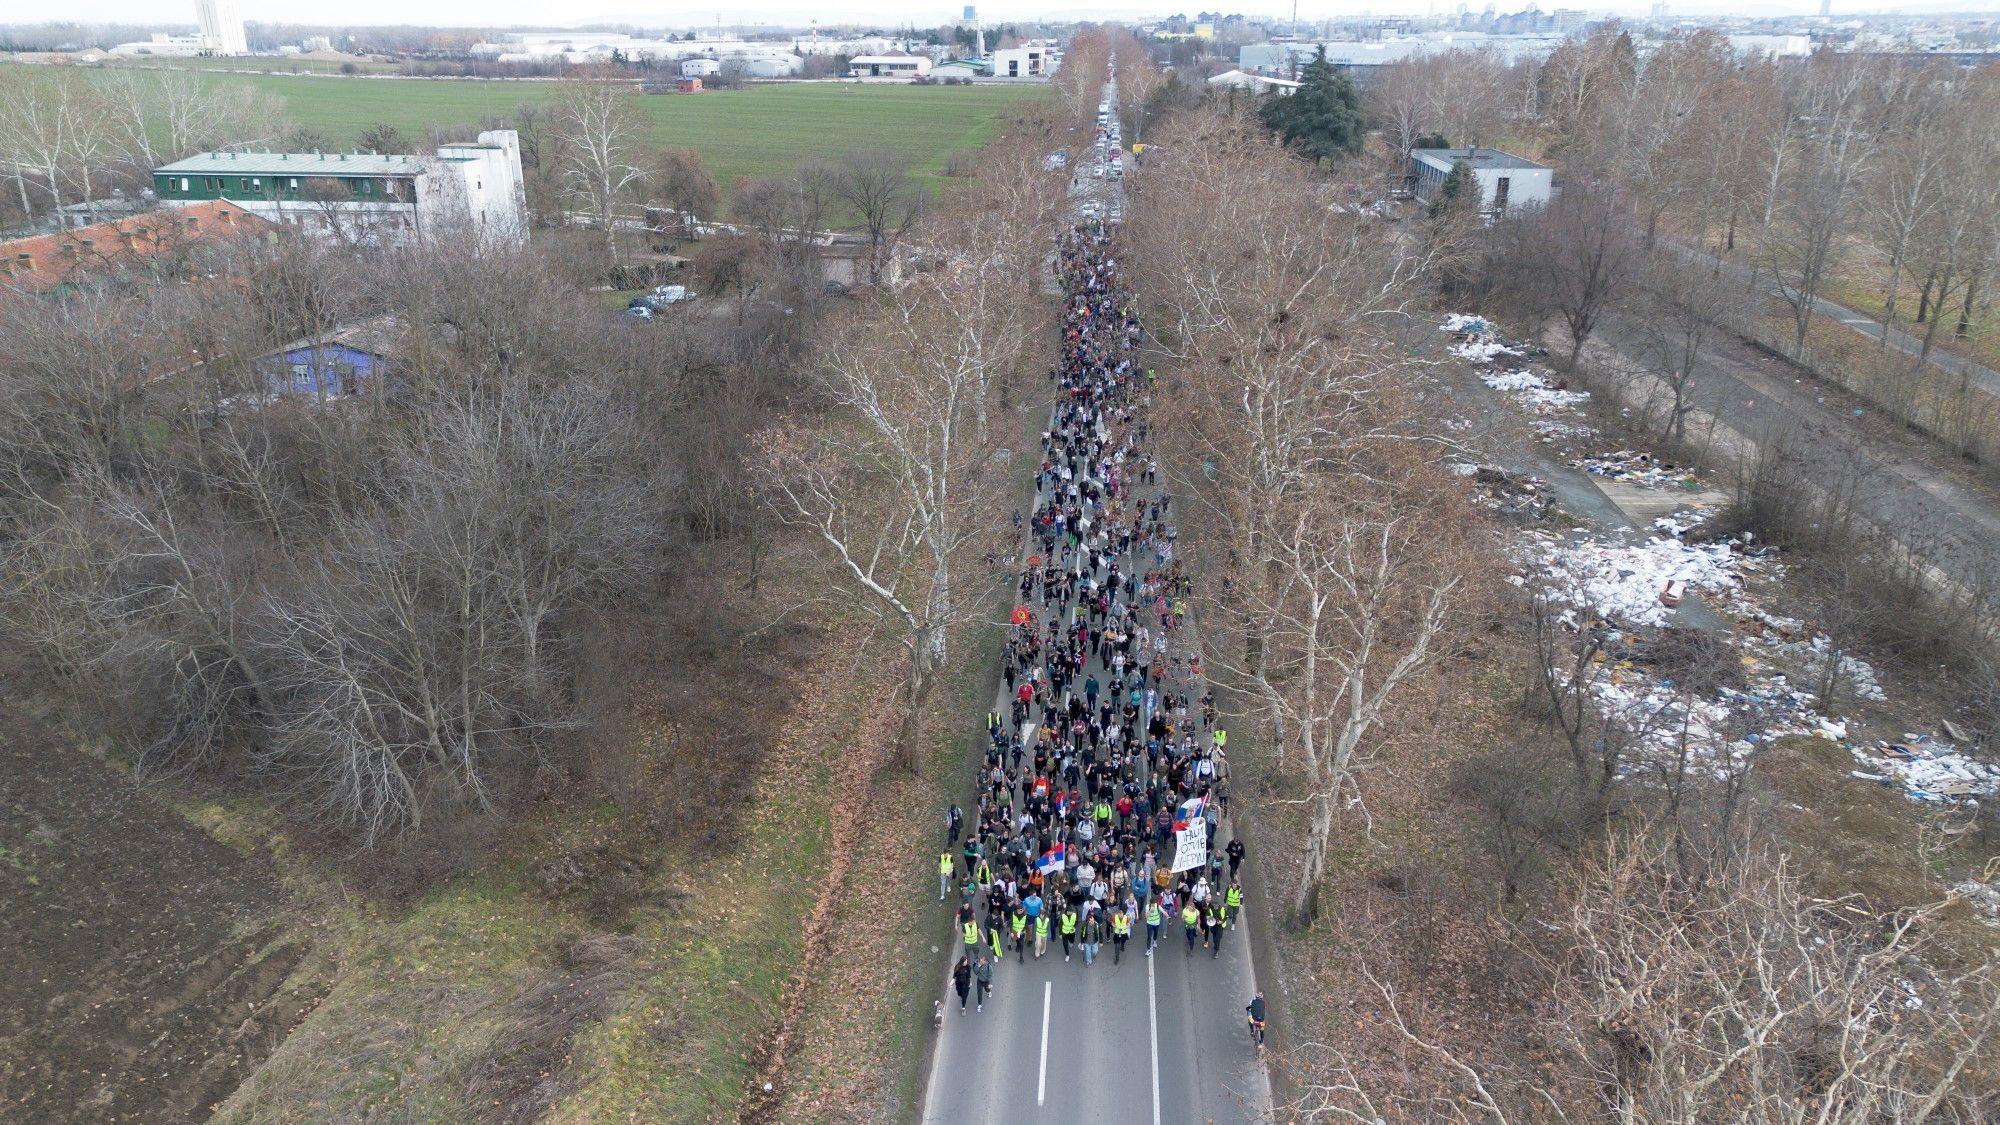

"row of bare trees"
[0,67,283,225]
[1368,31,2000,367]
[1126,107,1482,924]
[1295,825,2000,1123]
[750,68,1088,773]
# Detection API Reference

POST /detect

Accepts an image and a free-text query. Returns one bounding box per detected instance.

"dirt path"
[0,686,320,1123]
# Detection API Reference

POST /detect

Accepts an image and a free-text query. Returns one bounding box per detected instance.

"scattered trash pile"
[1766,636,1888,703]
[1850,734,2000,802]
[1480,368,1590,413]
[1951,879,2000,927]
[1592,672,1747,777]
[1580,450,1701,492]
[1443,314,1592,441]
[1519,532,1747,628]
[1443,313,1527,365]
[1454,338,1521,364]
[1455,464,1554,522]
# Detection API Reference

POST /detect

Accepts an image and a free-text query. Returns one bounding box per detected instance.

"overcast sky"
[39,0,1911,30]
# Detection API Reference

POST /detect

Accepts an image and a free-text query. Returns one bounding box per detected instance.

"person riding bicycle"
[1245,991,1267,1044]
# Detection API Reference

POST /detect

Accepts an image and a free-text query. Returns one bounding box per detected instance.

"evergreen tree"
[1431,158,1479,219]
[1257,48,1365,162]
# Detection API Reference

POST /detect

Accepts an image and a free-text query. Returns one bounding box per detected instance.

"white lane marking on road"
[1037,979,1052,1107]
[1147,944,1162,1125]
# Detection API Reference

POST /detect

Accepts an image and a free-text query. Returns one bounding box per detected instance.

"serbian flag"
[1037,845,1067,876]
[1173,797,1206,833]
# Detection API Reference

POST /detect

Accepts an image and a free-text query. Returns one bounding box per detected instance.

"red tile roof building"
[0,201,272,296]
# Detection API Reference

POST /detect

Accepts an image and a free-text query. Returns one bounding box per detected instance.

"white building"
[681,58,721,76]
[195,0,248,55]
[990,44,1054,79]
[740,54,804,77]
[1240,33,1560,85]
[1409,147,1551,217]
[111,34,209,58]
[153,130,527,249]
[1727,33,1812,58]
[1207,69,1299,96]
[849,54,932,79]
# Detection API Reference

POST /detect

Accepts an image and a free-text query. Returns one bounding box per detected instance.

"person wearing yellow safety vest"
[1059,906,1079,961]
[1111,907,1132,963]
[1033,910,1051,959]
[940,851,955,902]
[1224,881,1243,927]
[1009,906,1028,964]
[1181,901,1201,956]
[962,915,980,954]
[1144,899,1162,956]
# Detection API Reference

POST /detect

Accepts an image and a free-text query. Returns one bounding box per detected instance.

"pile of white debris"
[1519,531,1745,628]
[1481,368,1590,413]
[1850,734,2000,801]
[1443,312,1525,365]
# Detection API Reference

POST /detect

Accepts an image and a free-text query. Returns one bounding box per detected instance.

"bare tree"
[550,72,651,259]
[1290,831,2000,1122]
[1637,249,1734,444]
[1538,832,2000,1123]
[1758,52,1879,357]
[99,67,284,174]
[830,148,922,286]
[1529,178,1639,370]
[647,146,719,242]
[755,243,1028,770]
[1216,474,1462,925]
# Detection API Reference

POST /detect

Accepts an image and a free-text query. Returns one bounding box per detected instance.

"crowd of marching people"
[941,218,1247,1016]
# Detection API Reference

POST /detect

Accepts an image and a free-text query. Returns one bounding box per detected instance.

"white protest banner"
[1171,821,1207,873]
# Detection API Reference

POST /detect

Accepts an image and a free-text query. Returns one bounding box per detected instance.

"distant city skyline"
[25,0,1996,29]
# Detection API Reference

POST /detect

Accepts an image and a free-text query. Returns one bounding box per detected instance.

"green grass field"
[107,73,1047,196]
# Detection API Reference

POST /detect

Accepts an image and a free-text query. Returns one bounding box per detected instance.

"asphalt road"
[1680,243,2000,399]
[922,73,1274,1125]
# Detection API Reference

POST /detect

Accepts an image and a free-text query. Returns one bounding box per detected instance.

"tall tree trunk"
[1291,790,1333,926]
[1957,269,1981,340]
[1881,254,1906,350]
[1918,266,1954,366]
[896,644,939,774]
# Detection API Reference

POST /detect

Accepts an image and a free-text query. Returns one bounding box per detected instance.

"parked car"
[625,304,654,321]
